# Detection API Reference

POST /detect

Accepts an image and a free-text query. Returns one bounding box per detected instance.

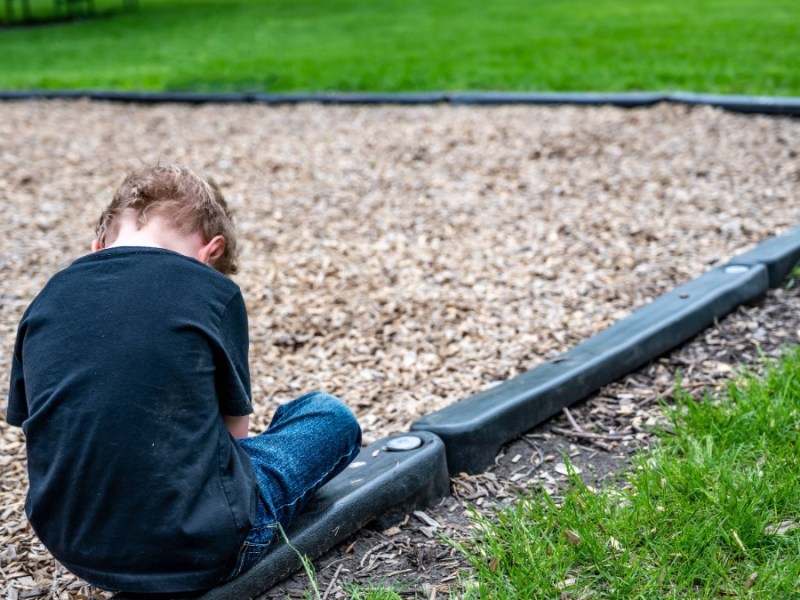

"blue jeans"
[228,391,362,578]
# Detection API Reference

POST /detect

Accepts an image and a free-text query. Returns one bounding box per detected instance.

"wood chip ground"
[1,100,799,599]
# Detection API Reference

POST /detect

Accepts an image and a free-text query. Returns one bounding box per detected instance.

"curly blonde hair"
[96,163,239,275]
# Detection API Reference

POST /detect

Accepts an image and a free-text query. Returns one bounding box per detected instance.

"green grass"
[450,349,800,598]
[1,0,799,94]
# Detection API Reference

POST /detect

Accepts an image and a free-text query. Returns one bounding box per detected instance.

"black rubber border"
[449,91,666,106]
[669,92,800,116]
[2,90,800,115]
[726,225,800,287]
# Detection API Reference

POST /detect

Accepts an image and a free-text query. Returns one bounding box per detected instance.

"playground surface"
[1,99,800,597]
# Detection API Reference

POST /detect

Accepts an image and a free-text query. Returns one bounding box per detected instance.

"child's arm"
[217,292,252,440]
[224,414,249,439]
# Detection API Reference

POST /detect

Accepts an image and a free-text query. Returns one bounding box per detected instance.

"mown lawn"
[1,0,798,94]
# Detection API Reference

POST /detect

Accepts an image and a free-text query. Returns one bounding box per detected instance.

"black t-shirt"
[6,247,257,593]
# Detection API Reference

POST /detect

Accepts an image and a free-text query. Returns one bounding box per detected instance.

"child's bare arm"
[223,414,249,439]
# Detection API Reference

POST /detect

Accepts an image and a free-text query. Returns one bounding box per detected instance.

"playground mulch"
[1,99,799,599]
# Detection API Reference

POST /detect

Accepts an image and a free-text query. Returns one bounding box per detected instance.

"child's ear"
[200,235,226,265]
[91,239,104,252]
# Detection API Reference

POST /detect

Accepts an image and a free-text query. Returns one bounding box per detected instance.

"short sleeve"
[215,292,253,417]
[7,326,28,427]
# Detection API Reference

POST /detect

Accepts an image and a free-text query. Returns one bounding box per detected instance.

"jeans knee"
[335,401,362,451]
[295,391,362,447]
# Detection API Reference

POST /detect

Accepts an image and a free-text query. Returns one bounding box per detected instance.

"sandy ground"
[1,100,799,598]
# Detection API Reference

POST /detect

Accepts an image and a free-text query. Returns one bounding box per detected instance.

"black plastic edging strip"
[0,90,90,100]
[722,225,800,287]
[193,432,449,600]
[251,92,450,105]
[448,91,667,106]
[412,263,769,475]
[668,92,800,116]
[0,90,257,104]
[89,91,257,104]
[2,90,800,116]
[0,90,448,105]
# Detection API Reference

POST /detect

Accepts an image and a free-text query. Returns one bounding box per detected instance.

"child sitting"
[6,163,362,593]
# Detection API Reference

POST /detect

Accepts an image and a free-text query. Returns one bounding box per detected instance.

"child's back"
[8,246,255,591]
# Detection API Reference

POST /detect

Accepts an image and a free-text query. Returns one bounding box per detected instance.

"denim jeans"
[228,391,362,578]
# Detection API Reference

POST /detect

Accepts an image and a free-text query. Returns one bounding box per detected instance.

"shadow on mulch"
[261,283,800,599]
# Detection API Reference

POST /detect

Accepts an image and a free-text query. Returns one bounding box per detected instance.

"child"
[6,164,362,593]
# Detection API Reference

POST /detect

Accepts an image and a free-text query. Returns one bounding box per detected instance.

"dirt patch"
[1,100,800,598]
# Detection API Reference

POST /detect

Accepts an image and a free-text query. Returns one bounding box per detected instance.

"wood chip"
[414,511,441,529]
[744,572,759,589]
[764,520,799,536]
[564,530,582,545]
[555,463,582,476]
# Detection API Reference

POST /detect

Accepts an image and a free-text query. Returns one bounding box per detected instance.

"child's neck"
[105,213,206,261]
